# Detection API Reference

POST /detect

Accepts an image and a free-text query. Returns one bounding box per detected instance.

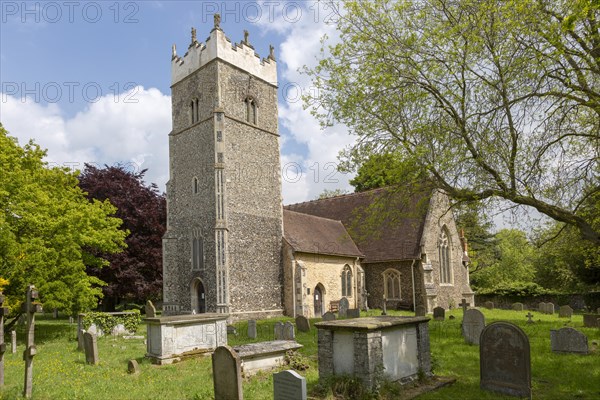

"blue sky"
[0,1,354,203]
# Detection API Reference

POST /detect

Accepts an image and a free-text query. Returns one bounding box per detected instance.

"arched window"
[341,265,352,297]
[245,97,257,124]
[192,177,199,194]
[439,227,452,284]
[383,269,401,300]
[190,98,199,124]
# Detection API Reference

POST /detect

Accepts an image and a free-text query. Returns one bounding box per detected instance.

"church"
[161,17,474,320]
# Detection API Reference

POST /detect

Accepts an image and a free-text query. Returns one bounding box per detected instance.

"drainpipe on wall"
[290,249,297,318]
[354,257,360,309]
[411,259,416,311]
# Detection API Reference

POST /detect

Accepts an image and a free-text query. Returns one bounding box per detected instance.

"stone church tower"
[162,16,284,319]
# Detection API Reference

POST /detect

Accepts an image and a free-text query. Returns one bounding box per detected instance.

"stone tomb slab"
[550,327,588,354]
[462,309,485,345]
[315,316,431,389]
[233,340,303,377]
[273,369,307,400]
[145,313,228,364]
[212,346,243,400]
[480,321,531,398]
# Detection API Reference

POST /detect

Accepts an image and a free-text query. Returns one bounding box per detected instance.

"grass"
[0,308,598,399]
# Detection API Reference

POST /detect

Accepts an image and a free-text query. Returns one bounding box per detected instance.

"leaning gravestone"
[273,369,307,400]
[274,322,284,340]
[338,297,349,318]
[347,308,360,318]
[83,331,99,365]
[415,305,426,317]
[212,346,243,400]
[462,309,485,345]
[559,305,573,318]
[550,327,589,354]
[247,320,257,339]
[283,322,295,340]
[145,300,156,318]
[433,306,445,321]
[322,312,336,321]
[484,301,494,310]
[295,316,310,333]
[511,302,524,311]
[480,321,531,398]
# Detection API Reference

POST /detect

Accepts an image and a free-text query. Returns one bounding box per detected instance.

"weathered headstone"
[212,346,243,400]
[381,297,387,315]
[433,306,445,321]
[525,312,535,324]
[480,321,531,398]
[546,303,555,315]
[583,314,599,328]
[283,322,295,340]
[460,298,470,313]
[273,369,307,400]
[227,325,238,336]
[462,309,485,345]
[415,305,426,317]
[0,292,7,386]
[11,331,16,354]
[23,285,42,398]
[322,312,336,321]
[338,297,349,318]
[550,327,589,354]
[274,322,284,340]
[145,300,156,318]
[538,302,547,313]
[347,308,360,318]
[247,320,257,339]
[511,302,524,311]
[559,305,573,318]
[484,301,494,310]
[77,329,86,351]
[127,359,140,374]
[295,316,310,332]
[83,332,99,365]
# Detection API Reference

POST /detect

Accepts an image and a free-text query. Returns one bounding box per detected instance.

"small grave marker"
[460,298,470,313]
[338,297,349,318]
[558,305,573,318]
[583,314,599,328]
[11,331,16,354]
[212,346,243,400]
[83,332,99,365]
[525,312,534,324]
[283,322,295,340]
[480,321,531,398]
[484,301,494,310]
[381,297,387,315]
[550,327,588,354]
[247,320,257,339]
[546,303,555,314]
[462,309,485,345]
[127,359,140,374]
[433,306,445,321]
[273,369,307,400]
[322,312,336,321]
[145,300,156,318]
[347,308,360,318]
[295,316,310,332]
[274,322,284,340]
[511,302,524,311]
[415,305,426,317]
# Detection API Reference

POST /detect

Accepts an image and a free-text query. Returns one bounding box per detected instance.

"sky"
[0,0,355,204]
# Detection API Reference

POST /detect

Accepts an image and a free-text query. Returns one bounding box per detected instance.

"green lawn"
[0,309,598,399]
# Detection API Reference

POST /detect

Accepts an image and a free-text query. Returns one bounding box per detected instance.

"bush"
[475,282,548,297]
[82,310,141,334]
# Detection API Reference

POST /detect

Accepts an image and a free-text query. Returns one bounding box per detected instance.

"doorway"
[314,284,325,317]
[191,278,206,313]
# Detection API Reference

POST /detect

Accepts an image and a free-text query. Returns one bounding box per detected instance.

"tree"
[316,188,349,199]
[0,125,126,314]
[78,164,166,310]
[305,0,600,244]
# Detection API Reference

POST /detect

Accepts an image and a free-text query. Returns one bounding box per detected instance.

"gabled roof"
[283,210,363,258]
[284,187,432,263]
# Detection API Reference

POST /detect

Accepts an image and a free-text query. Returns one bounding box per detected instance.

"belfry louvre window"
[341,265,352,297]
[383,269,401,300]
[439,227,452,284]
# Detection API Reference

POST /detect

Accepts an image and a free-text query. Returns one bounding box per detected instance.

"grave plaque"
[338,297,349,318]
[480,321,531,398]
[462,309,485,345]
[295,316,310,333]
[322,312,336,321]
[415,305,426,317]
[511,302,524,311]
[247,320,257,339]
[559,305,573,318]
[212,346,243,400]
[273,369,307,400]
[283,322,295,340]
[433,307,445,321]
[484,301,494,310]
[550,327,588,354]
[274,322,284,340]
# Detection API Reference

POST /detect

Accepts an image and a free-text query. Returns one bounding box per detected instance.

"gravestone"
[381,298,387,315]
[546,303,555,315]
[460,298,470,313]
[127,359,140,374]
[274,322,284,340]
[23,285,42,399]
[559,305,573,318]
[11,331,16,354]
[227,325,238,336]
[583,314,599,328]
[433,306,445,321]
[212,346,243,400]
[338,297,349,318]
[322,312,336,321]
[484,301,494,310]
[511,302,524,311]
[295,316,310,333]
[538,302,547,313]
[347,309,360,318]
[550,328,588,354]
[145,300,156,318]
[83,332,99,365]
[283,322,295,340]
[415,305,426,317]
[77,329,86,351]
[247,320,257,339]
[462,309,485,345]
[273,369,307,400]
[525,312,534,324]
[480,321,531,398]
[69,316,73,324]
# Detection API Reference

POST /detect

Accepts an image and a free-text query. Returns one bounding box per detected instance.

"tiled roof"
[283,210,363,257]
[284,187,431,263]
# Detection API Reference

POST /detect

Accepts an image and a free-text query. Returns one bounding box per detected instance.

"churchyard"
[0,308,598,399]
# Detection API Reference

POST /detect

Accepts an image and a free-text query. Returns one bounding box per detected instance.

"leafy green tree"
[316,188,349,199]
[305,0,600,244]
[0,125,126,314]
